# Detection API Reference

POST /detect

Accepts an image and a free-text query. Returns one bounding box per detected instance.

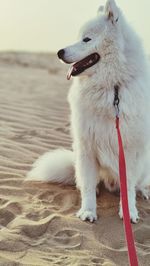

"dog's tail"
[26,149,75,185]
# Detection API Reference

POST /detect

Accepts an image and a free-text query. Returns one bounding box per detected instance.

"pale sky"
[0,0,149,53]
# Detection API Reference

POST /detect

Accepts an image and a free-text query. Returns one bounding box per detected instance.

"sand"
[0,52,149,266]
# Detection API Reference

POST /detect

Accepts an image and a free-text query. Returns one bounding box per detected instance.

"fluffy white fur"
[26,149,75,185]
[27,0,150,223]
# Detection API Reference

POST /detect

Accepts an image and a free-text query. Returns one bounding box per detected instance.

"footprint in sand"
[135,226,150,246]
[54,229,81,249]
[0,202,22,227]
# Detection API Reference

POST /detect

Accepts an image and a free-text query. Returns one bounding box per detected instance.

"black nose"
[57,49,65,59]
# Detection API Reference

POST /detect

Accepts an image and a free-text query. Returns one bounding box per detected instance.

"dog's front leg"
[75,148,98,222]
[118,162,139,223]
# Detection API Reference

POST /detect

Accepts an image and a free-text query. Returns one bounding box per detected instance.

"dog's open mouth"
[67,53,100,80]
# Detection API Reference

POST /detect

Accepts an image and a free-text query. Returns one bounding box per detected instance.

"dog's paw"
[119,205,139,224]
[76,208,97,223]
[140,187,150,200]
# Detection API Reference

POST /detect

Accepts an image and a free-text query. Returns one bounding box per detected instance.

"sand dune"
[0,52,150,266]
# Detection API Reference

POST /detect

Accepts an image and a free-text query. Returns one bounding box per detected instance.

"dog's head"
[57,0,126,80]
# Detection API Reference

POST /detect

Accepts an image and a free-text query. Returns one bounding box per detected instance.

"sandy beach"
[0,52,149,266]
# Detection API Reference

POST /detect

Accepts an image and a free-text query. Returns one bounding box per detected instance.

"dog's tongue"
[67,65,74,80]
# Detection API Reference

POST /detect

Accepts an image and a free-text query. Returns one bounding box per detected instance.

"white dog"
[27,0,150,224]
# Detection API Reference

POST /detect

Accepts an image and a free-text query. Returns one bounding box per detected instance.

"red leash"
[114,86,138,266]
[116,117,138,266]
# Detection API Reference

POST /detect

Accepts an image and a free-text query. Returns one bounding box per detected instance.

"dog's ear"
[97,5,104,15]
[105,0,119,24]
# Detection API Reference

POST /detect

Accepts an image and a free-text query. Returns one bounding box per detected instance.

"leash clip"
[114,102,119,118]
[113,85,120,118]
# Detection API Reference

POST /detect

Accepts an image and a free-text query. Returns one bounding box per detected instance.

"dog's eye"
[83,37,91,43]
